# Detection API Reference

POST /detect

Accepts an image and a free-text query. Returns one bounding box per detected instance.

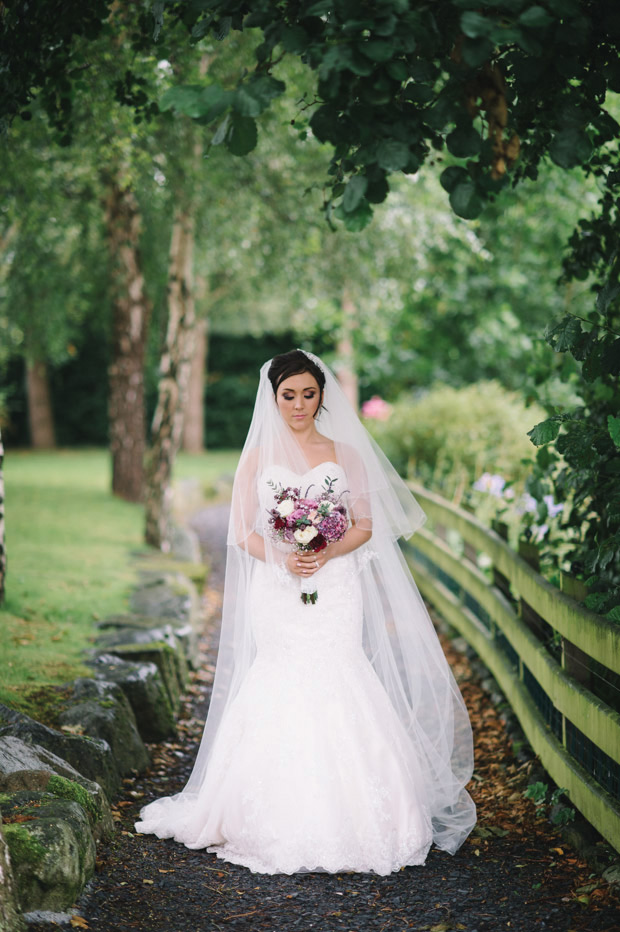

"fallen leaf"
[142,879,154,885]
[70,918,89,929]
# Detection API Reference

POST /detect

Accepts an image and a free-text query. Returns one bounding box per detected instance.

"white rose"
[294,526,319,545]
[277,499,295,517]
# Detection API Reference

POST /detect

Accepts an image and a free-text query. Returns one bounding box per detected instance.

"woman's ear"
[313,391,324,418]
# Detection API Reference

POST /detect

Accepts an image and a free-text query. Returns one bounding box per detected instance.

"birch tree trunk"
[0,429,6,604]
[25,358,56,448]
[103,170,150,503]
[336,286,359,410]
[181,316,208,453]
[144,208,196,549]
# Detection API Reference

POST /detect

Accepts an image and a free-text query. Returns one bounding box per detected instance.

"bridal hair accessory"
[266,475,349,604]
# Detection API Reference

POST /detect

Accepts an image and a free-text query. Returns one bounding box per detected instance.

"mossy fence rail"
[403,482,620,854]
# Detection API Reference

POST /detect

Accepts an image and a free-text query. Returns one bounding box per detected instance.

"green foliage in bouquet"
[366,382,544,501]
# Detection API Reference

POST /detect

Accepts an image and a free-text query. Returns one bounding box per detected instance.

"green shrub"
[366,381,545,500]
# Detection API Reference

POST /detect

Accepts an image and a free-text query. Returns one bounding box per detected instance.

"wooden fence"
[403,482,620,853]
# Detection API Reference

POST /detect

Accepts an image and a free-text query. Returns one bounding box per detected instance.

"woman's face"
[276,372,322,429]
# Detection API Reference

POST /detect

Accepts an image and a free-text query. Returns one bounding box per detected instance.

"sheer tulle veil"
[136,350,476,855]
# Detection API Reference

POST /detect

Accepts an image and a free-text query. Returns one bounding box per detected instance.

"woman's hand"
[286,546,334,577]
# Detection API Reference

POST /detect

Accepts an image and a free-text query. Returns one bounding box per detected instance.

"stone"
[0,737,113,841]
[95,622,180,653]
[0,706,119,800]
[58,680,150,777]
[86,654,176,742]
[130,572,198,630]
[97,614,200,668]
[0,813,25,932]
[170,523,202,563]
[1,795,95,913]
[96,641,186,713]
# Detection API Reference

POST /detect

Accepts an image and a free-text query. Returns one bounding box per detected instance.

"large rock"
[0,706,119,800]
[94,641,186,714]
[97,614,199,669]
[1,795,95,913]
[58,680,150,777]
[0,736,113,841]
[170,524,202,563]
[0,813,25,932]
[86,654,176,742]
[130,572,198,629]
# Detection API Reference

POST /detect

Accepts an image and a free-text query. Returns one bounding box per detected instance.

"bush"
[366,381,545,501]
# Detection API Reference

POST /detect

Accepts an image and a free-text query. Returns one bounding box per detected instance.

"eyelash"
[283,393,315,400]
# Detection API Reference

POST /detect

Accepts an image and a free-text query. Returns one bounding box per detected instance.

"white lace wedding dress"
[137,462,435,875]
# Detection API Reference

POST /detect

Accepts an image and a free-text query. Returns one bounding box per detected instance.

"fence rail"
[404,482,620,853]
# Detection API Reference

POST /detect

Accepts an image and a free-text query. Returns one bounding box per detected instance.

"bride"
[135,349,476,875]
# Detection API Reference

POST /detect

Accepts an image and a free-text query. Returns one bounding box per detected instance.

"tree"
[157,0,620,609]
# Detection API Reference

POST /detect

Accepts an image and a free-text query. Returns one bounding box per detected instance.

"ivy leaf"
[343,175,368,213]
[225,114,257,155]
[528,418,562,446]
[449,180,483,219]
[376,139,410,171]
[545,316,582,352]
[608,415,620,450]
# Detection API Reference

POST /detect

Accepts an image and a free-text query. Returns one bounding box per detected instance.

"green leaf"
[225,114,257,156]
[280,26,310,53]
[159,85,203,118]
[334,199,374,231]
[549,128,593,169]
[343,175,368,213]
[606,605,620,622]
[545,316,582,352]
[528,418,561,446]
[462,36,494,68]
[361,39,394,62]
[234,76,285,118]
[376,139,410,171]
[449,181,483,219]
[519,6,553,29]
[212,113,231,146]
[608,415,620,450]
[461,12,492,39]
[440,165,468,193]
[446,124,482,158]
[365,174,390,204]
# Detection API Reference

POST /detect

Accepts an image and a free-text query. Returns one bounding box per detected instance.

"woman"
[135,350,476,875]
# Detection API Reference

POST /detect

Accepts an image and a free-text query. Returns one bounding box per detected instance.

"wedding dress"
[135,352,476,874]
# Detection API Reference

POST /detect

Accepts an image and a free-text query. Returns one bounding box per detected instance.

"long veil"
[136,351,476,856]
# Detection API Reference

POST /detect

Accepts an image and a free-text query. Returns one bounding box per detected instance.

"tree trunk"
[0,428,6,604]
[336,286,359,410]
[182,316,208,453]
[25,358,56,448]
[103,171,150,503]
[144,207,196,549]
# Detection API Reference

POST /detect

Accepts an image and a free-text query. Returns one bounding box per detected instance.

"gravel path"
[28,504,620,932]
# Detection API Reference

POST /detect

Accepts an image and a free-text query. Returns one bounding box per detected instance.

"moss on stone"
[47,775,100,824]
[2,823,46,869]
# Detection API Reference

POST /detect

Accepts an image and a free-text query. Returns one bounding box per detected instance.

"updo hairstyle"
[268,350,326,418]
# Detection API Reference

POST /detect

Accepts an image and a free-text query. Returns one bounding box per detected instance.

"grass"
[0,447,239,722]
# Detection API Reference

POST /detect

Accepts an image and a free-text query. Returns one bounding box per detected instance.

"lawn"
[0,447,239,721]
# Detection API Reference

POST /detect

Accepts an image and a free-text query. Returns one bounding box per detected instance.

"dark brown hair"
[268,350,326,417]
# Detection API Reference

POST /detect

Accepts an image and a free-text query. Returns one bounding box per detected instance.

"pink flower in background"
[361,396,392,421]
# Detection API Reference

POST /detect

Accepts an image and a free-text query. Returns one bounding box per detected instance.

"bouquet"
[267,476,349,604]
